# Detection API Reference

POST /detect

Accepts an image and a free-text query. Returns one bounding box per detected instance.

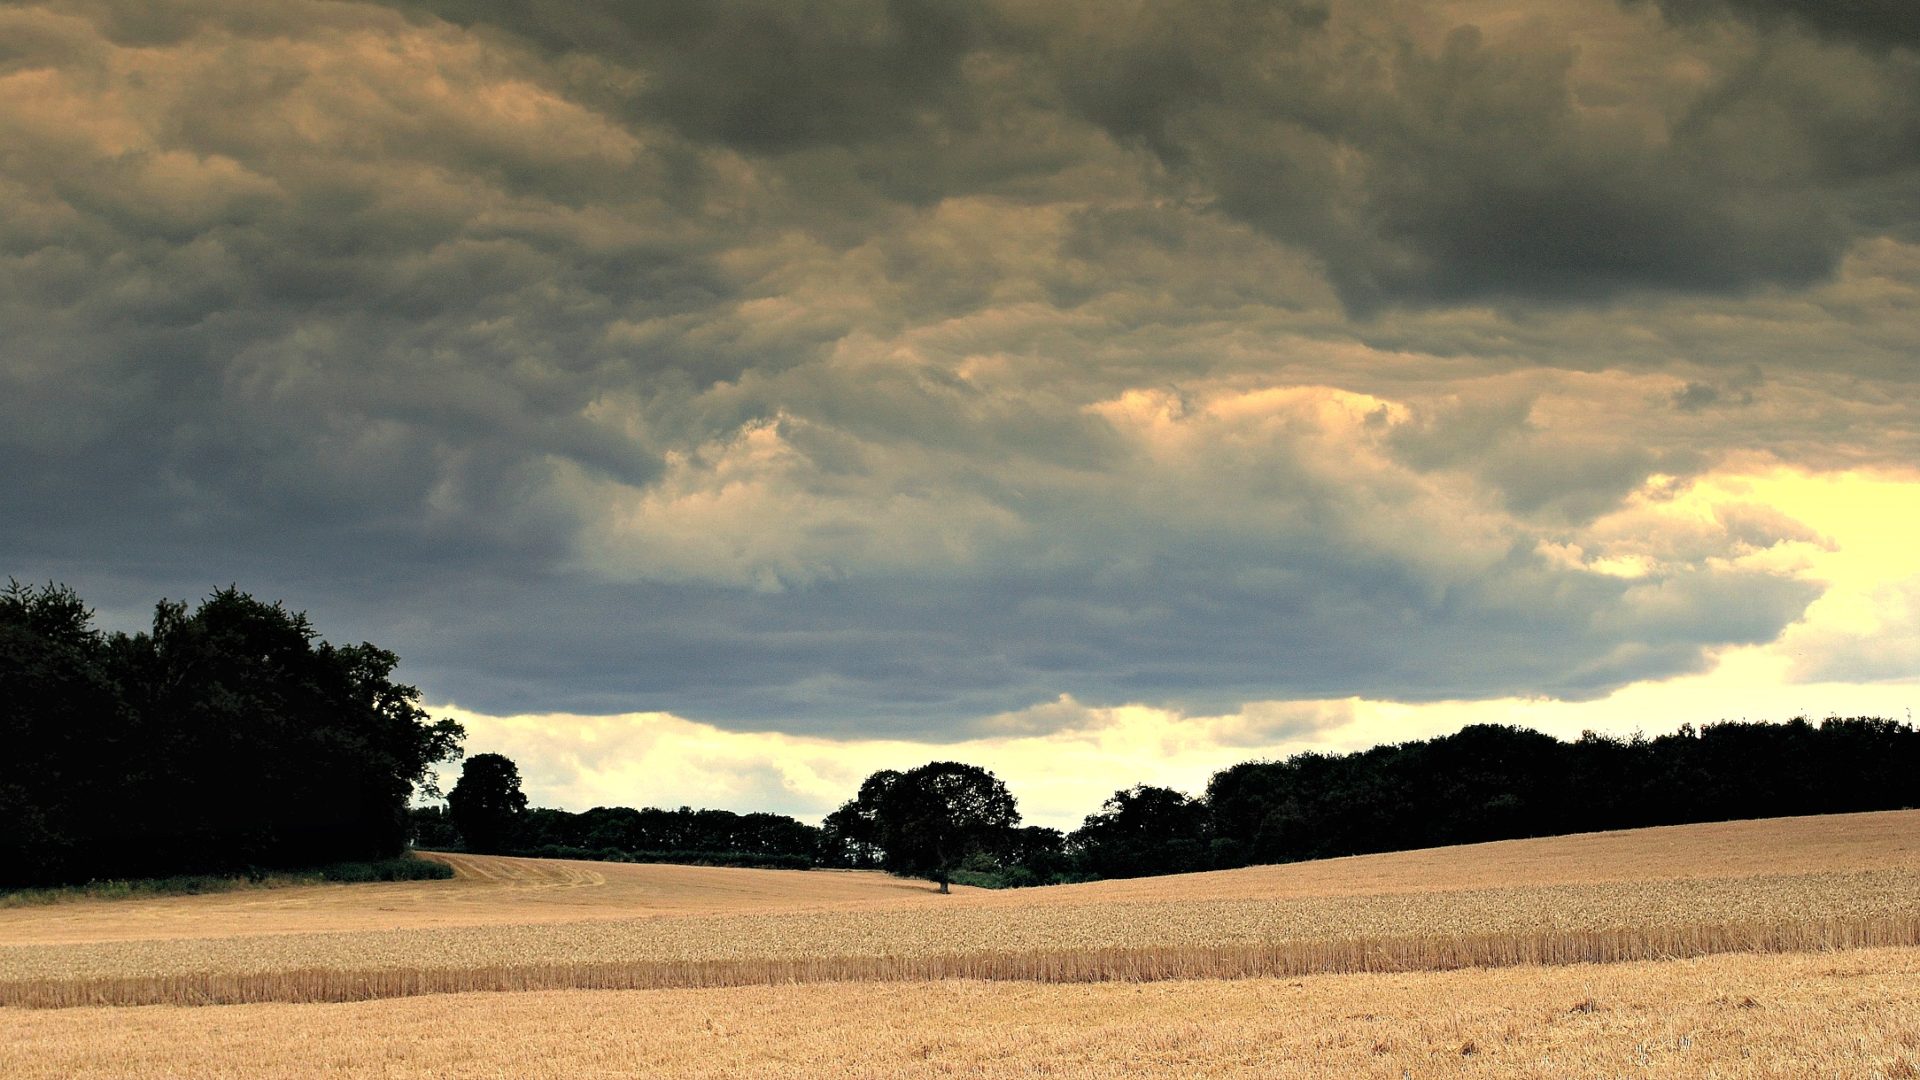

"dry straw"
[7,912,1917,1008]
[7,812,1918,1010]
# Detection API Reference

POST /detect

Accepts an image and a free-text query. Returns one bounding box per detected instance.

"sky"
[3,0,1917,830]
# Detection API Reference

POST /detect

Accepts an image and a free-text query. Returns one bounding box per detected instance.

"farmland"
[2,811,1918,1075]
[3,811,1918,1006]
[6,948,1918,1078]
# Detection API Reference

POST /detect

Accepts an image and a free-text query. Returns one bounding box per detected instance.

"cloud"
[293,383,1823,732]
[1,0,1914,747]
[442,634,1920,830]
[1789,577,1920,683]
[1014,0,1920,309]
[401,0,985,152]
[1642,0,1920,52]
[385,0,1920,310]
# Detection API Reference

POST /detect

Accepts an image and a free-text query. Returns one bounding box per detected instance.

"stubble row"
[4,868,1917,1008]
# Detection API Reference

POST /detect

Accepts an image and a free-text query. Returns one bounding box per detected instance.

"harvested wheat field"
[10,811,1908,949]
[5,947,1918,1078]
[2,811,1917,1010]
[0,854,959,946]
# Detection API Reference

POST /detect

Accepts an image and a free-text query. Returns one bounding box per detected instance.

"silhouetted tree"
[821,768,901,868]
[875,762,1019,893]
[1001,825,1071,884]
[446,752,528,854]
[1414,725,1568,845]
[110,588,465,873]
[1200,719,1920,871]
[1202,759,1289,868]
[0,581,125,885]
[408,805,462,850]
[1,581,464,887]
[1070,784,1212,878]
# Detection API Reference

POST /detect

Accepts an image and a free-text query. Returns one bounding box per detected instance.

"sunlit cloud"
[437,464,1920,829]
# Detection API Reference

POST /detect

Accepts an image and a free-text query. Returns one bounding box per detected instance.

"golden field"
[4,948,1917,1078]
[0,852,959,945]
[1,810,1917,1008]
[9,810,1911,947]
[4,811,1919,1077]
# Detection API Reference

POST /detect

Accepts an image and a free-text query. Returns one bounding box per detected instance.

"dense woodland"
[6,579,1919,891]
[0,581,462,888]
[1100,717,1920,879]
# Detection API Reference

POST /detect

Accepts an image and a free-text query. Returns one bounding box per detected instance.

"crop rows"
[6,867,1917,1008]
[22,947,1920,1079]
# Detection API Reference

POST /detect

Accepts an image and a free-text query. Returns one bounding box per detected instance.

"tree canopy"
[446,752,528,855]
[819,768,900,870]
[1070,784,1211,879]
[869,761,1020,893]
[0,580,464,887]
[1199,719,1920,868]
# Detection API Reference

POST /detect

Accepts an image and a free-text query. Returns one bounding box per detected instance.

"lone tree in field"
[873,761,1019,893]
[446,752,528,854]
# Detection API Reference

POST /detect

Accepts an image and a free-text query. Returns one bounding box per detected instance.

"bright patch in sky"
[443,459,1920,830]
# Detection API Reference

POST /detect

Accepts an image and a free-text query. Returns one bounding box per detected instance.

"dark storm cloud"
[3,0,1914,738]
[1,0,735,580]
[246,537,1817,737]
[1671,370,1760,414]
[369,0,1920,311]
[1384,392,1700,524]
[1644,0,1920,52]
[1024,0,1919,309]
[402,0,983,151]
[383,0,1920,309]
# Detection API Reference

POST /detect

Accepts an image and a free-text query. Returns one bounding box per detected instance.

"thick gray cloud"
[339,562,1817,736]
[1645,0,1920,52]
[388,0,1920,307]
[403,0,984,151]
[2,0,1914,738]
[1019,0,1918,308]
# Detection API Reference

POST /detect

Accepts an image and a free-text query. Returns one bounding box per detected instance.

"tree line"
[1034,717,1920,883]
[414,752,822,869]
[1197,718,1920,870]
[818,718,1920,887]
[8,579,1918,892]
[1,581,463,888]
[427,755,1056,890]
[440,716,1920,892]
